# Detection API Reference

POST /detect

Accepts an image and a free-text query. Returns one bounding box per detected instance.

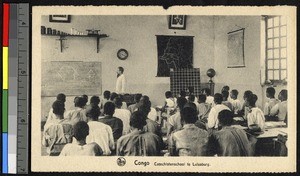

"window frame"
[264,15,287,84]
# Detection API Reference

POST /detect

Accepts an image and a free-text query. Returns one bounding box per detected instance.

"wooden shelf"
[41,33,109,53]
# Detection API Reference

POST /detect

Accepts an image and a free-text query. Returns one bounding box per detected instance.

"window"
[265,16,287,82]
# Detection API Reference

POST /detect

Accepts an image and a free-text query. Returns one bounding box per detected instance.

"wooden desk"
[253,127,287,156]
[256,128,287,139]
[232,124,288,156]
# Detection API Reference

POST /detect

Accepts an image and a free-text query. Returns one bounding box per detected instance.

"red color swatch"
[3,3,10,46]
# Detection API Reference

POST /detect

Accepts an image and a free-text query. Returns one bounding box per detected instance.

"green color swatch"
[2,90,8,132]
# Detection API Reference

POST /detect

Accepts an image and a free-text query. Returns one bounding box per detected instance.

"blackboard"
[41,61,102,96]
[156,35,193,77]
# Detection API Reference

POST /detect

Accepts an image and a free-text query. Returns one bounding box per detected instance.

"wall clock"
[117,49,129,60]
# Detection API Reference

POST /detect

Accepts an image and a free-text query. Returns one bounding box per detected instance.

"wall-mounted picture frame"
[168,15,187,30]
[49,15,71,23]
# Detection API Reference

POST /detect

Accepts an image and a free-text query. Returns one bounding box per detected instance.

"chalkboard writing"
[41,61,102,96]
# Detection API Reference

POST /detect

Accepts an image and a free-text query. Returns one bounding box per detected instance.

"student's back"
[169,124,209,156]
[230,99,242,114]
[270,101,287,121]
[65,108,87,126]
[60,142,103,156]
[99,116,123,141]
[264,98,280,116]
[42,120,73,156]
[147,107,158,122]
[114,108,131,135]
[209,127,251,156]
[87,121,115,155]
[144,118,162,138]
[117,130,163,156]
[198,102,211,120]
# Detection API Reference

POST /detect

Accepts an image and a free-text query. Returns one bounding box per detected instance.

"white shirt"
[65,107,87,126]
[114,109,131,135]
[165,98,176,108]
[206,96,214,106]
[230,99,242,114]
[270,101,287,121]
[264,98,280,116]
[44,108,68,130]
[207,104,230,129]
[59,142,102,156]
[185,96,198,104]
[121,102,128,109]
[148,107,158,122]
[247,107,265,130]
[116,74,126,94]
[86,121,115,155]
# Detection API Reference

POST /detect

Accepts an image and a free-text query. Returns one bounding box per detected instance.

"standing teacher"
[116,66,126,94]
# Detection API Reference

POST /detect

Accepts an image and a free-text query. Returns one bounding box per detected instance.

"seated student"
[230,89,242,115]
[221,85,230,92]
[246,94,265,131]
[179,90,187,98]
[197,94,211,122]
[208,110,252,156]
[138,99,162,137]
[239,90,253,119]
[110,92,118,102]
[139,95,158,122]
[113,97,131,135]
[264,87,280,120]
[270,89,287,122]
[60,121,103,156]
[207,93,230,131]
[44,93,66,130]
[42,100,73,156]
[110,92,127,109]
[65,97,88,126]
[117,111,163,156]
[128,93,142,113]
[90,95,101,108]
[167,97,188,136]
[188,94,199,113]
[119,94,128,109]
[169,106,209,156]
[186,86,198,103]
[98,102,123,141]
[164,91,176,108]
[221,90,233,111]
[100,91,111,116]
[202,88,214,106]
[82,94,89,108]
[100,90,111,109]
[85,105,115,156]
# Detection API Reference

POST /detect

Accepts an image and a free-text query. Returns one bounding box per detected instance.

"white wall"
[40,15,215,117]
[212,16,264,108]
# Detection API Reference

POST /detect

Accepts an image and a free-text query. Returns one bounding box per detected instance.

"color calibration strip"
[2,3,10,174]
[2,3,29,174]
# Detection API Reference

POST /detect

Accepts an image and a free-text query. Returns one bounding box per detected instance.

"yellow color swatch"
[3,47,8,89]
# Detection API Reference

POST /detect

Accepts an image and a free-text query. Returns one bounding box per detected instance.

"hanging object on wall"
[227,28,245,68]
[156,35,194,77]
[168,15,187,30]
[117,49,129,60]
[49,15,71,23]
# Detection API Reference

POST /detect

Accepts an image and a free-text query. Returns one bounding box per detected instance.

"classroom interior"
[40,15,289,156]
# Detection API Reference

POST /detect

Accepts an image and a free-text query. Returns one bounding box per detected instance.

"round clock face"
[117,49,129,60]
